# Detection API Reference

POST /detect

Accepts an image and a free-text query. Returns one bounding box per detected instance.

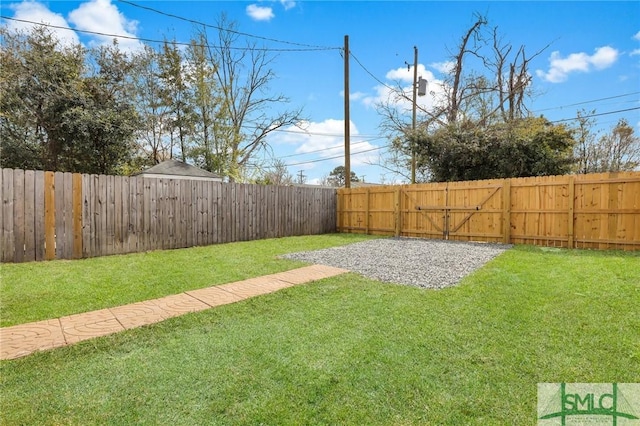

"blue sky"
[2,1,639,183]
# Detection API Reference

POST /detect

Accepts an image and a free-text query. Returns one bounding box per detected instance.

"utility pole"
[411,46,418,184]
[297,170,306,184]
[344,35,351,189]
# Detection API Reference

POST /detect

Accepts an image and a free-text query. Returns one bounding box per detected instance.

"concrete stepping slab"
[146,293,211,319]
[0,319,66,360]
[218,278,292,298]
[186,286,245,307]
[60,309,125,345]
[110,300,173,329]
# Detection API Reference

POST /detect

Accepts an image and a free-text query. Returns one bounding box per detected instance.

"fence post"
[365,188,370,234]
[394,187,401,237]
[567,175,575,249]
[336,189,342,232]
[72,173,83,259]
[1,169,14,262]
[44,171,55,260]
[502,179,511,244]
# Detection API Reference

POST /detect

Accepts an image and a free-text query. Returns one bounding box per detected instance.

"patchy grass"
[0,233,376,326]
[1,244,638,424]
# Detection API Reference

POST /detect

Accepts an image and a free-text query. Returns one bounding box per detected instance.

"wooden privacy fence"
[337,172,640,250]
[1,168,336,263]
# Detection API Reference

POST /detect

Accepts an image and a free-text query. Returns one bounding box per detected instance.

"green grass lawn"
[0,233,375,327]
[1,238,639,425]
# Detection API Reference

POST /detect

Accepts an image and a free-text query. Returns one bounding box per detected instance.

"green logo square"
[538,383,640,425]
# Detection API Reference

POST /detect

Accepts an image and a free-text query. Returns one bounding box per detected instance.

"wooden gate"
[337,172,640,250]
[400,180,506,243]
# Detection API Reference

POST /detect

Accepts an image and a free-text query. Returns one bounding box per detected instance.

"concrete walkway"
[0,264,348,360]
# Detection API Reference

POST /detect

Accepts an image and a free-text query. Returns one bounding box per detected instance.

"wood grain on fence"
[1,168,336,263]
[338,172,640,250]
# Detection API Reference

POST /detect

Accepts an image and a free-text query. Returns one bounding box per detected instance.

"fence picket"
[13,169,25,262]
[113,174,123,255]
[2,170,15,262]
[72,173,83,259]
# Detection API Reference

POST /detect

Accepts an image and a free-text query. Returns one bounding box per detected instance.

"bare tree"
[200,15,305,181]
[445,14,487,124]
[589,119,640,172]
[487,29,550,123]
[448,18,549,124]
[255,158,294,185]
[376,13,551,181]
[573,109,599,174]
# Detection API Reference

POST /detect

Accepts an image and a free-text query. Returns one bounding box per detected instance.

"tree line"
[1,16,302,181]
[378,14,639,182]
[1,14,638,184]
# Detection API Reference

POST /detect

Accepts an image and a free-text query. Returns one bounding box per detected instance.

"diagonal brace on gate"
[415,186,501,238]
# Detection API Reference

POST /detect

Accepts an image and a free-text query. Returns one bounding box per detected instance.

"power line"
[349,50,397,93]
[549,107,640,123]
[286,145,390,167]
[116,0,341,51]
[0,16,336,52]
[278,139,385,159]
[532,92,640,113]
[275,108,639,166]
[271,127,383,138]
[351,50,640,120]
[349,49,442,121]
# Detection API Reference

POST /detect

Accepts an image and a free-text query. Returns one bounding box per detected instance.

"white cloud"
[430,61,455,74]
[589,46,619,69]
[306,177,323,185]
[360,66,445,117]
[280,0,296,11]
[5,0,141,51]
[385,63,429,83]
[68,0,142,51]
[246,4,275,21]
[340,91,367,101]
[632,31,640,57]
[7,1,80,47]
[269,119,381,170]
[536,46,619,83]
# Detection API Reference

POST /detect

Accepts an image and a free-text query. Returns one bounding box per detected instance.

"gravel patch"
[281,237,512,289]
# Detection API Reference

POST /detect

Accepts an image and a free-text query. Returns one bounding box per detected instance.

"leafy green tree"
[159,40,195,162]
[408,117,575,182]
[131,45,174,167]
[185,32,224,173]
[0,26,139,174]
[1,26,85,171]
[327,166,360,187]
[60,42,139,174]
